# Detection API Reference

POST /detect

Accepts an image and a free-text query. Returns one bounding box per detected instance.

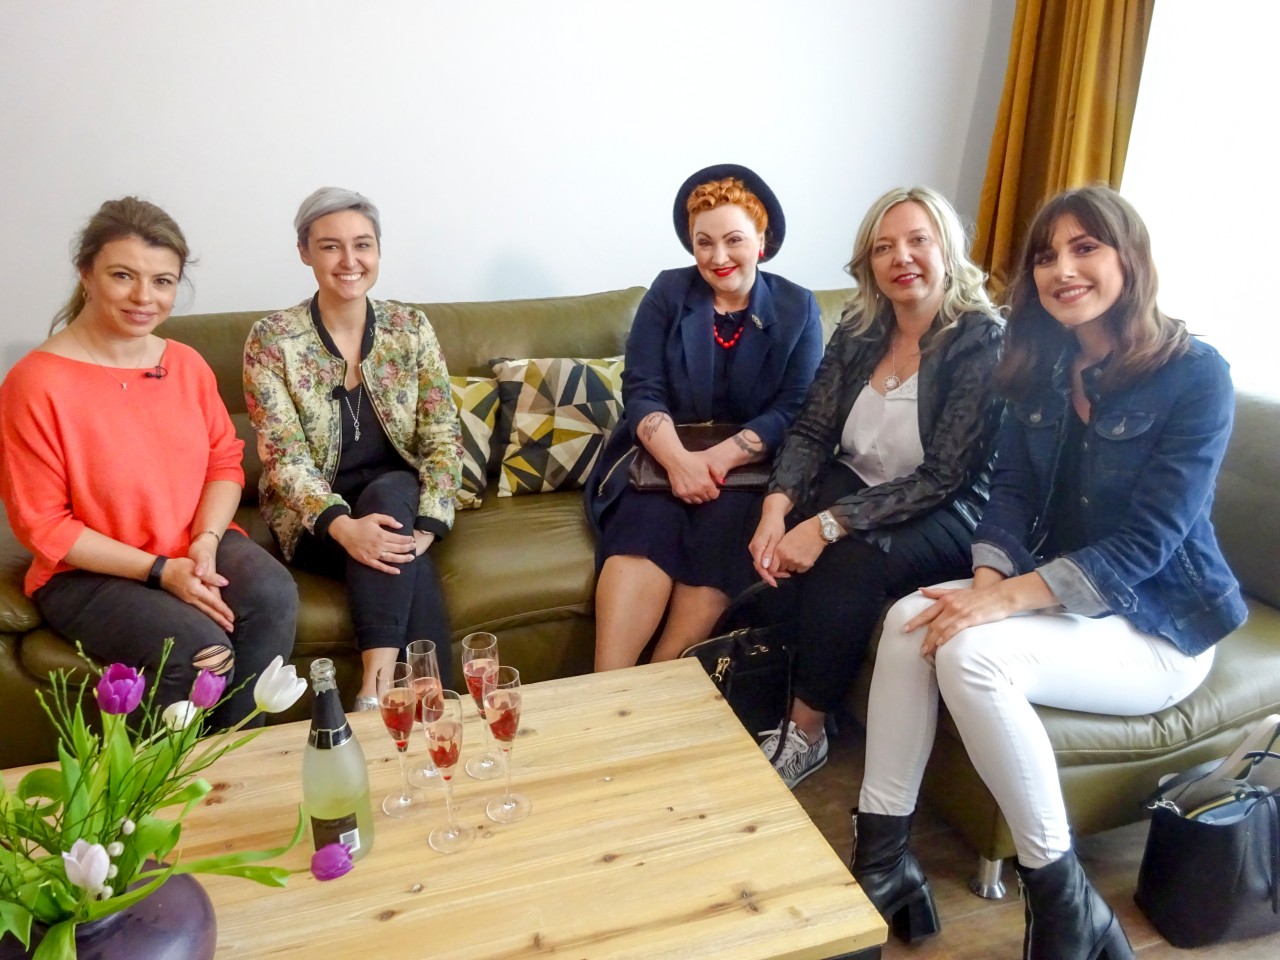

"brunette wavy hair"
[995,185,1188,400]
[51,197,191,333]
[685,177,769,241]
[841,185,999,340]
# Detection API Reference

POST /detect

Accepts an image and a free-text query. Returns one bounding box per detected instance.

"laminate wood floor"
[793,723,1280,960]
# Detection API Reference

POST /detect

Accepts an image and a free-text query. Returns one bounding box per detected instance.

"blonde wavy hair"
[841,186,999,339]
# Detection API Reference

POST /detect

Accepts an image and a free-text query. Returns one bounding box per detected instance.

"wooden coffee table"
[13,659,887,958]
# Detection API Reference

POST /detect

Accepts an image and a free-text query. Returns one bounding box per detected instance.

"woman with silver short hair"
[244,187,462,706]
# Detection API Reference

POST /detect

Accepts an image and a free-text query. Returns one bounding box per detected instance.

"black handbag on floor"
[680,581,795,759]
[1134,716,1280,948]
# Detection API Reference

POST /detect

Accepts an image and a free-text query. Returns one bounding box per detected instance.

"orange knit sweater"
[0,342,245,596]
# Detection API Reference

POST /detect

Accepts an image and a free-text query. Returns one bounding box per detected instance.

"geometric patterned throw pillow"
[448,376,501,509]
[490,356,624,496]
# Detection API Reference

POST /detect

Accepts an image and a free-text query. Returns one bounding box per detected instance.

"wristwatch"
[817,510,842,544]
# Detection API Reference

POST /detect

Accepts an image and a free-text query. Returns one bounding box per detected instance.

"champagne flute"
[483,665,531,823]
[377,662,425,818]
[407,639,444,788]
[461,633,503,780]
[427,691,475,853]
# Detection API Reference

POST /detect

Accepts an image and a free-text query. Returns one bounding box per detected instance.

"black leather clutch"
[627,423,771,492]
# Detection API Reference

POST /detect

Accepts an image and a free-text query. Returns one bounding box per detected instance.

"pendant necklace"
[883,336,921,392]
[343,384,363,442]
[883,337,902,391]
[70,325,149,391]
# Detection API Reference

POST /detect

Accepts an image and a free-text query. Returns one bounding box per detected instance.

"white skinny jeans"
[858,580,1214,868]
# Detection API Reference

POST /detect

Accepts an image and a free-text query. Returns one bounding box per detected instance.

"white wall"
[0,0,1014,371]
[1123,1,1278,396]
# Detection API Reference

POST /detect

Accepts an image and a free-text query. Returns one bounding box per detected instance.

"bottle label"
[311,813,362,853]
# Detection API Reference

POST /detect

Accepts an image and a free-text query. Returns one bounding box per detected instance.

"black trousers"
[790,463,972,714]
[291,470,453,688]
[35,531,298,728]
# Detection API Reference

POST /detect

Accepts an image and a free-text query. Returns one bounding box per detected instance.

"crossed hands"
[330,514,434,574]
[748,512,828,588]
[669,448,737,504]
[165,536,235,631]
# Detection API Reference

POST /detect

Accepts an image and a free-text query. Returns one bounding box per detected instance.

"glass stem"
[397,748,411,800]
[442,778,455,829]
[502,745,515,804]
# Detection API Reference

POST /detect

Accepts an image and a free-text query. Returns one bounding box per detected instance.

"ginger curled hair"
[995,185,1188,402]
[685,177,769,239]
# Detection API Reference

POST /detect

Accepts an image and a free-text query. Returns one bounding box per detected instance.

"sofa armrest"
[0,520,39,633]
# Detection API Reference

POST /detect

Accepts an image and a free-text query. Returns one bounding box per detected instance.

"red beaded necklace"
[713,311,745,350]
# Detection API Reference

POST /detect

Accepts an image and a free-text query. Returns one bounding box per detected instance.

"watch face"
[820,514,839,542]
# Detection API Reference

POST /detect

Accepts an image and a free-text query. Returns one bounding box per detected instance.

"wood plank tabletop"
[7,659,886,959]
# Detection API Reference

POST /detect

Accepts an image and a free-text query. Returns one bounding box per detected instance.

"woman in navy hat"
[587,164,823,671]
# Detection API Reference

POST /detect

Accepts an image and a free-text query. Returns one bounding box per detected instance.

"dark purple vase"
[0,872,216,960]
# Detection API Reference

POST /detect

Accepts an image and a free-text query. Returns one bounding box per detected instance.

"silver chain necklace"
[883,336,921,392]
[883,338,903,391]
[343,384,363,442]
[70,326,149,391]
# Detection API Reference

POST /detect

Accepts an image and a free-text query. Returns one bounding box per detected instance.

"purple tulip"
[310,843,353,881]
[189,670,226,709]
[94,664,146,715]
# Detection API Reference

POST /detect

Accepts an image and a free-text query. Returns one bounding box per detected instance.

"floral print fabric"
[243,299,462,560]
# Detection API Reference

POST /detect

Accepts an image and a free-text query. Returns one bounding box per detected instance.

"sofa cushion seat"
[1037,599,1280,765]
[929,598,1280,767]
[434,490,595,632]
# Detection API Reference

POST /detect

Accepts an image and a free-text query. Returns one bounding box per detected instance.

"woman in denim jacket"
[852,186,1246,959]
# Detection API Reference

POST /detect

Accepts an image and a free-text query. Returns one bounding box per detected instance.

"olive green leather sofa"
[4,288,1277,910]
[0,285,854,769]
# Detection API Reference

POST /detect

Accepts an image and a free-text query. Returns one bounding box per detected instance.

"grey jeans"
[35,531,298,728]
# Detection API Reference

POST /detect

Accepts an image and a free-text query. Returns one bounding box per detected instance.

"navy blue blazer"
[586,266,823,533]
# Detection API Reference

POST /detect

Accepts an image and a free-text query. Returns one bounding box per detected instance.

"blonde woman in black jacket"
[748,186,1003,790]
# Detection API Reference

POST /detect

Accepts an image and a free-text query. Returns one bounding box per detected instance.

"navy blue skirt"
[598,486,761,596]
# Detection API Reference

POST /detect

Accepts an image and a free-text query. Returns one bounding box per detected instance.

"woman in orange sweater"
[0,197,297,727]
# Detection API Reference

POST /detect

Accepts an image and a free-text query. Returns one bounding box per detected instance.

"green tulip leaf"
[82,870,171,921]
[16,768,62,808]
[0,901,33,948]
[29,917,75,960]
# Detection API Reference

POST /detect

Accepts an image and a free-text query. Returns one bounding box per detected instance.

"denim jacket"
[973,337,1246,655]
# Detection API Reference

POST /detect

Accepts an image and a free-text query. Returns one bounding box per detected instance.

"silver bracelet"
[192,529,221,544]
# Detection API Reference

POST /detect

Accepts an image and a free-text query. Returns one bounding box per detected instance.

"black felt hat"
[673,163,785,261]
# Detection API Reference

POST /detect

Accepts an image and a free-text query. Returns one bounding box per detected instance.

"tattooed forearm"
[638,412,673,443]
[732,429,766,462]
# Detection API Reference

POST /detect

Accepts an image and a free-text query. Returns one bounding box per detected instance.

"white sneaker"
[767,721,828,788]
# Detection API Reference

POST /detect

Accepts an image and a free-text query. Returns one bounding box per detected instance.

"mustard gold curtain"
[973,0,1154,294]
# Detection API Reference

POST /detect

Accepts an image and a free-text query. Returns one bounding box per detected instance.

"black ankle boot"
[1016,849,1133,960]
[849,809,941,943]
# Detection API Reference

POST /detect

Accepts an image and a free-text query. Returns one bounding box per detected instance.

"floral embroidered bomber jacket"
[243,298,462,561]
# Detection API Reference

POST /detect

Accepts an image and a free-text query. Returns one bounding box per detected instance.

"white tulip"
[162,700,198,731]
[253,657,307,714]
[62,840,110,896]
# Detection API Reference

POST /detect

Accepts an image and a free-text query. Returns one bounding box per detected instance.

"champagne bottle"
[302,658,375,860]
